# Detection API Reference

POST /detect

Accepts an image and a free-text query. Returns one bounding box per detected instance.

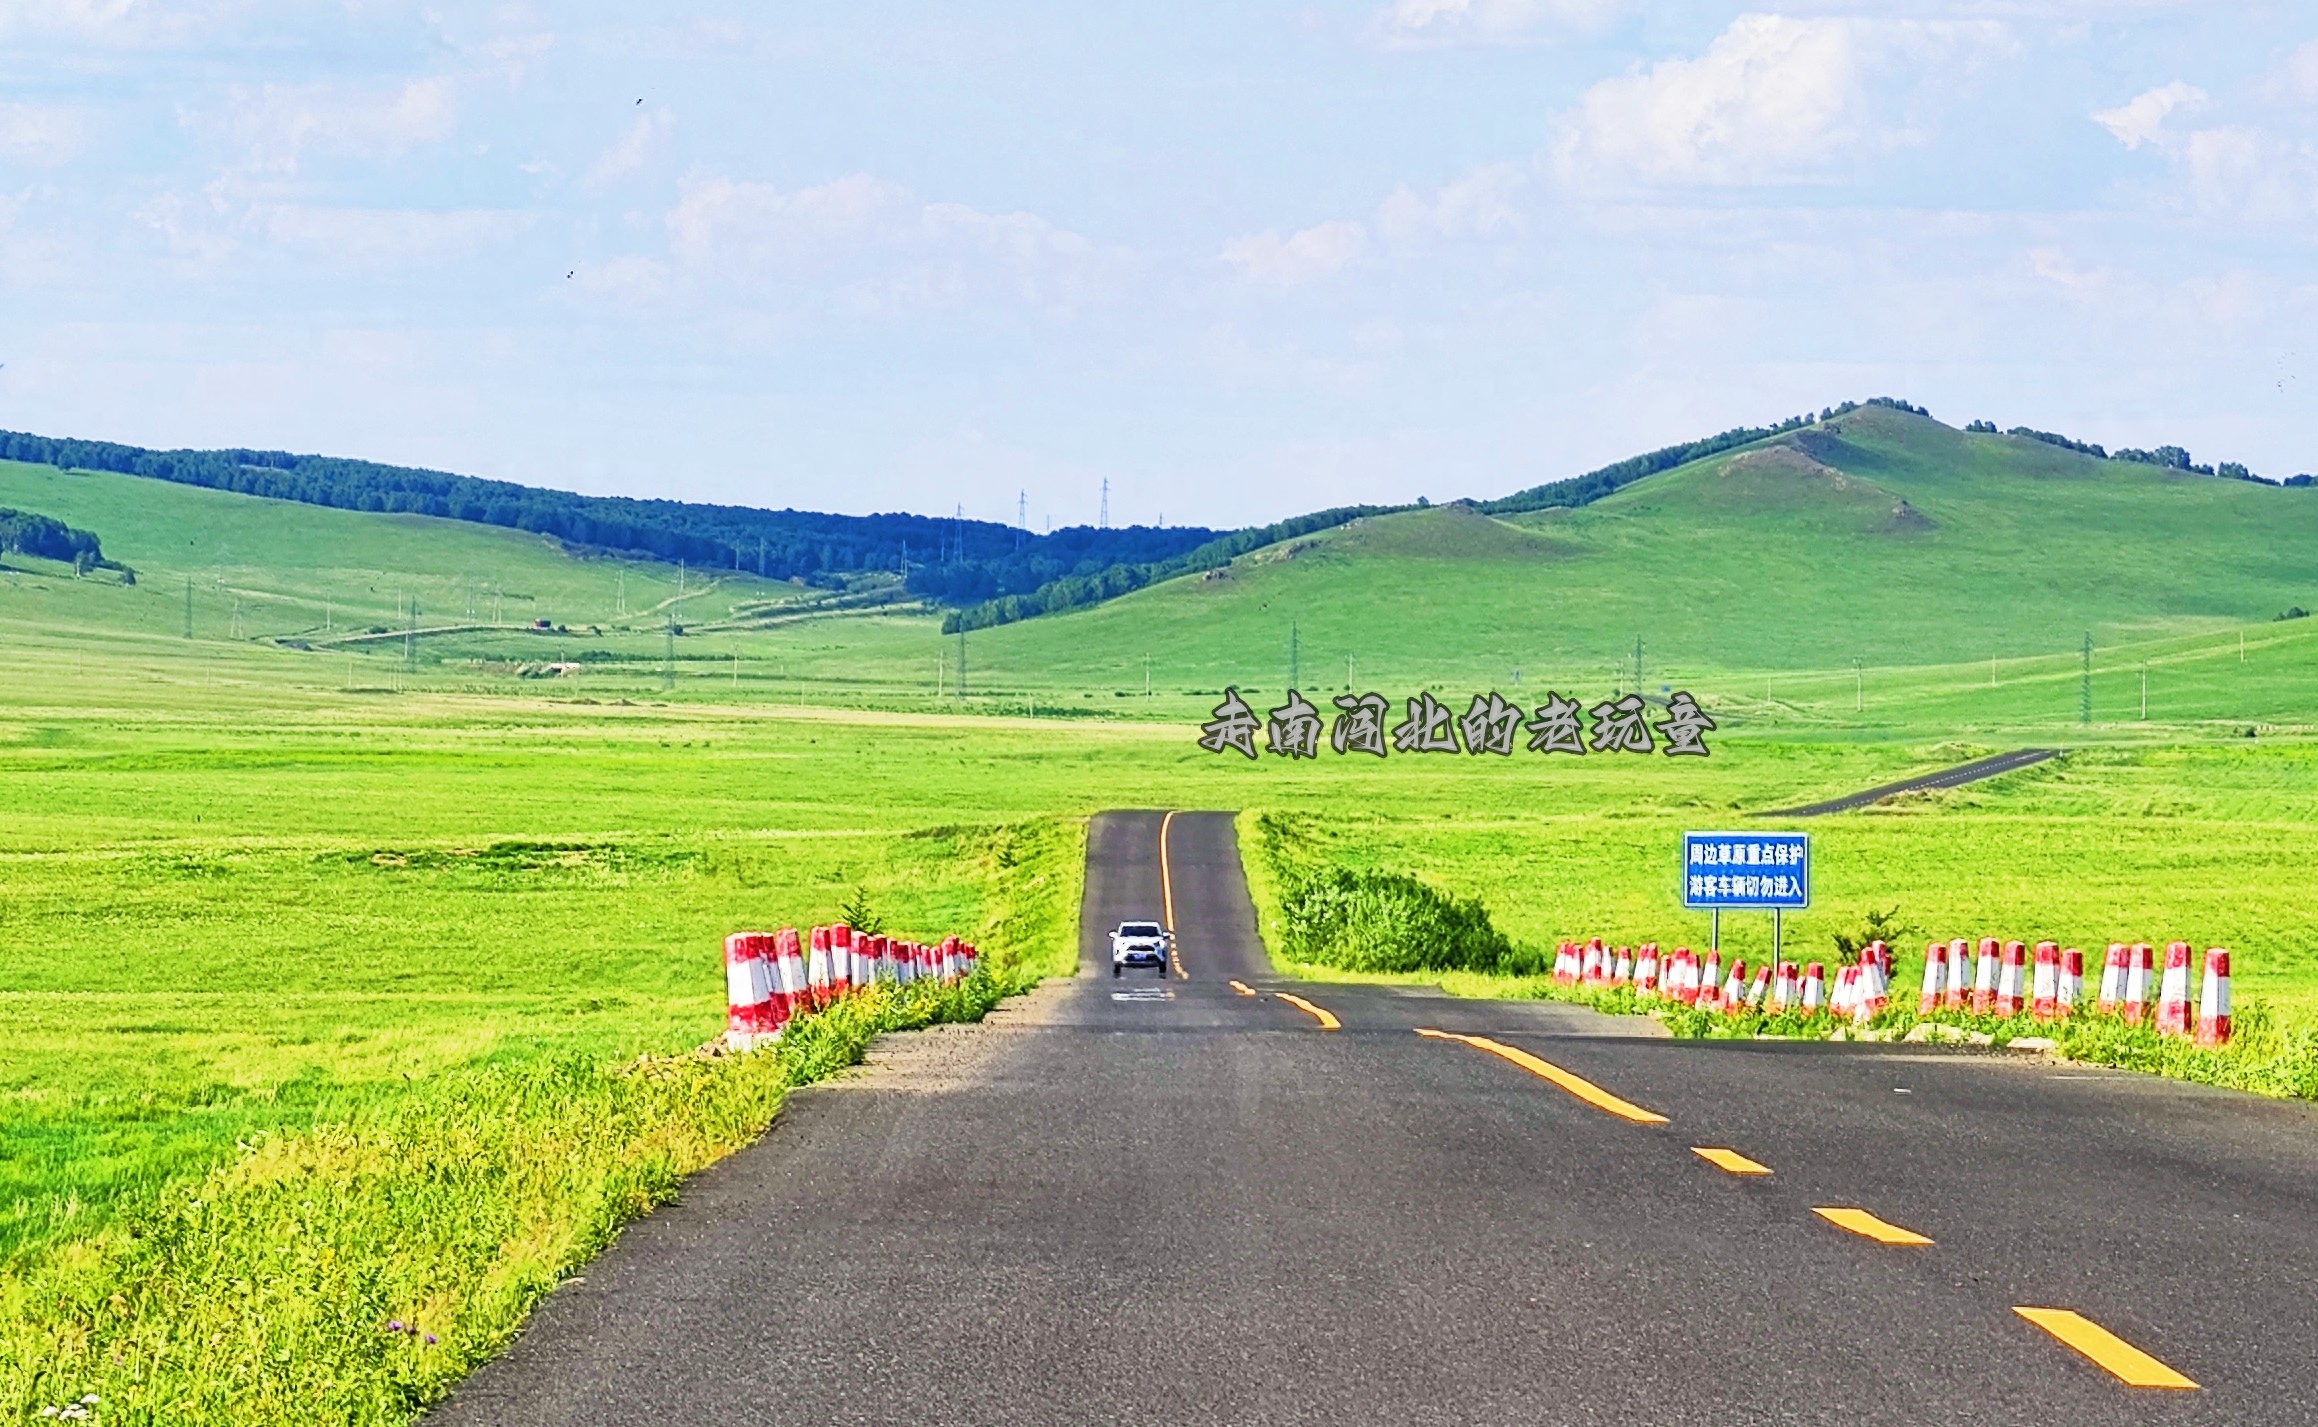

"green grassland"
[950,406,2318,704]
[3,407,2317,1421]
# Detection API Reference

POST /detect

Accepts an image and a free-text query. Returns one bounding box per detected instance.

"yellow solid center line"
[2014,1309,2198,1389]
[1228,979,1257,997]
[1693,1147,1772,1176]
[1415,1029,1669,1125]
[1813,1207,1934,1246]
[1275,992,1341,1030]
[1158,810,1178,934]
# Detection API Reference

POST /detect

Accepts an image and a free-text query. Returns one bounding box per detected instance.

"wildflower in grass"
[425,1333,438,1345]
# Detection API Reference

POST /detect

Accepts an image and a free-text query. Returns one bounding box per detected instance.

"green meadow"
[3,404,2316,1420]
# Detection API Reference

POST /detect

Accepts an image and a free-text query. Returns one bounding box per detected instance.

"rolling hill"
[3,403,2313,732]
[958,405,2318,705]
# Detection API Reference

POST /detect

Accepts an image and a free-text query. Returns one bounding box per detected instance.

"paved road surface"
[432,809,2318,1425]
[1769,747,2062,817]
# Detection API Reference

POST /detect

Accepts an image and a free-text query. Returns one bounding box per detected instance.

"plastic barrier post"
[2197,949,2231,1047]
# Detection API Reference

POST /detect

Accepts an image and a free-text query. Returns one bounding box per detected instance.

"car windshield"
[1119,922,1162,937]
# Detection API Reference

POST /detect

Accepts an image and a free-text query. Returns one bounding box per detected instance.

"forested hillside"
[0,429,1220,601]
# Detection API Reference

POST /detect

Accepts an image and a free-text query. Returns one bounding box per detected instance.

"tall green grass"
[1,976,1014,1425]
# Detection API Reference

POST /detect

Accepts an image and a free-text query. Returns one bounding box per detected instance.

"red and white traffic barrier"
[2059,947,2083,1016]
[776,928,806,1020]
[1635,943,1660,997]
[724,932,773,1049]
[2030,941,2059,1021]
[1581,940,1606,987]
[1855,957,1888,1023]
[805,926,833,1009]
[1697,948,1724,1011]
[1919,942,1947,1014]
[1771,961,1799,1012]
[1553,941,1576,985]
[1970,937,2000,1016]
[2155,941,2193,1037]
[1799,963,1826,1017]
[2097,943,2126,1014]
[1944,938,1971,1011]
[1992,940,2026,1018]
[1748,963,1771,1009]
[1830,964,1856,1019]
[836,924,861,998]
[1677,947,1704,1006]
[2197,948,2231,1047]
[1612,946,1634,986]
[1722,960,1748,1015]
[2123,942,2153,1024]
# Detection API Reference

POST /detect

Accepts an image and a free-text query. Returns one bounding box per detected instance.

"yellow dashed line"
[1693,1147,1771,1176]
[2014,1309,2197,1389]
[1415,1029,1668,1125]
[1228,979,1257,997]
[1813,1207,1934,1246]
[1275,993,1341,1030]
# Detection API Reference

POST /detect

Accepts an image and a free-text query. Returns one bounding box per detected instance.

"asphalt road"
[431,809,2318,1426]
[1769,747,2062,816]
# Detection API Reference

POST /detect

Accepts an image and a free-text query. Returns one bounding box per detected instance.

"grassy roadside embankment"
[1237,789,2318,1102]
[0,673,1086,1422]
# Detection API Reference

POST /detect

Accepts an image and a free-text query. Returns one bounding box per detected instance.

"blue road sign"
[1683,831,1809,910]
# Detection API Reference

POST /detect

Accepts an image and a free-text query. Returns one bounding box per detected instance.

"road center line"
[1228,979,1257,997]
[1158,810,1177,933]
[1415,1029,1669,1125]
[1275,992,1341,1030]
[2014,1309,2198,1389]
[1693,1147,1771,1175]
[1812,1207,1934,1246]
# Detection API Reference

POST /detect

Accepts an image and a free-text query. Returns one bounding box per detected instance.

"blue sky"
[1,2,2313,527]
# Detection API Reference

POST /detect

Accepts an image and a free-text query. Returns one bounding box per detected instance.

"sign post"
[1683,831,1810,998]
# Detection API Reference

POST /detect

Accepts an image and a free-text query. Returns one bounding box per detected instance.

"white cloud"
[1371,0,1628,49]
[583,107,672,188]
[1376,163,1527,242]
[1220,219,1369,286]
[1553,13,2010,186]
[2093,81,2318,230]
[2178,125,2318,226]
[2280,40,2318,105]
[250,204,533,263]
[2092,82,2207,150]
[0,0,200,45]
[213,76,459,171]
[657,174,1120,312]
[0,101,89,164]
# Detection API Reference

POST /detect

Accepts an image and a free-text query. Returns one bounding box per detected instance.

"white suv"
[1110,921,1170,977]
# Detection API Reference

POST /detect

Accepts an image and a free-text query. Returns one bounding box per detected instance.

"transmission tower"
[1099,477,1109,530]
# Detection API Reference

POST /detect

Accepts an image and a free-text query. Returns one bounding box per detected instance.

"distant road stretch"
[1768,747,2062,817]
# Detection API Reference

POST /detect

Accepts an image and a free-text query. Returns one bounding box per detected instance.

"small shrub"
[1280,866,1512,974]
